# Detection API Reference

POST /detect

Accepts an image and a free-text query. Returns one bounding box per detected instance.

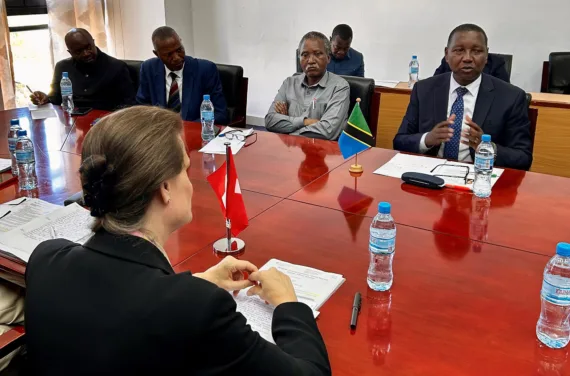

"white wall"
[112,0,166,61]
[189,0,570,123]
[164,0,194,56]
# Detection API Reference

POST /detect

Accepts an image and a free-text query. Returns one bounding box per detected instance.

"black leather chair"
[296,49,302,73]
[491,53,513,80]
[216,64,246,126]
[121,59,143,93]
[339,75,375,126]
[547,52,570,94]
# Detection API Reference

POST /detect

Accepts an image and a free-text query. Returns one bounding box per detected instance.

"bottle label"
[8,138,16,151]
[410,67,419,74]
[475,155,494,170]
[15,150,34,164]
[61,86,73,96]
[369,235,395,254]
[542,279,570,305]
[201,111,214,122]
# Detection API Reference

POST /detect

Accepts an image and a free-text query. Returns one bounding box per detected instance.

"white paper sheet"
[260,259,345,311]
[29,103,57,120]
[373,153,443,179]
[233,259,343,344]
[0,159,11,173]
[0,198,60,233]
[199,127,254,155]
[374,80,401,88]
[373,153,505,189]
[0,203,94,262]
[235,290,320,344]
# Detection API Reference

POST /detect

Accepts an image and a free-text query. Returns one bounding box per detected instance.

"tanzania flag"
[338,101,375,159]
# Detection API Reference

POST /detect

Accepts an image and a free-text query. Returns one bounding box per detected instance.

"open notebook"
[0,198,94,263]
[234,259,345,344]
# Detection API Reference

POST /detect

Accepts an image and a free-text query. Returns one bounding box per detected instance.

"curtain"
[46,0,125,66]
[0,1,15,110]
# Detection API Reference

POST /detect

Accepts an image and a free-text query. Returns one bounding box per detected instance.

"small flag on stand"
[339,99,375,159]
[207,150,248,237]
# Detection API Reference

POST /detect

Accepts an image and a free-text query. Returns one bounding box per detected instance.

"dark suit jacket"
[393,73,533,170]
[434,54,510,83]
[136,56,228,124]
[564,84,570,95]
[48,49,136,111]
[25,230,331,375]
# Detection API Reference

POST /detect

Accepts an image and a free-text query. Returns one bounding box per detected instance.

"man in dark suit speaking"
[137,26,228,124]
[393,24,532,170]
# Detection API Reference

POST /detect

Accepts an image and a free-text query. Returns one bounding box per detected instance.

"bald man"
[31,28,135,111]
[137,26,228,123]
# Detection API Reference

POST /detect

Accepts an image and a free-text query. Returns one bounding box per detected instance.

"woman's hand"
[247,267,298,307]
[195,256,258,295]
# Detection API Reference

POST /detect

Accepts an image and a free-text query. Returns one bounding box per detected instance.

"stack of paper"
[0,159,11,173]
[0,199,95,263]
[374,80,401,89]
[199,127,254,155]
[373,153,504,189]
[29,103,57,120]
[235,259,345,344]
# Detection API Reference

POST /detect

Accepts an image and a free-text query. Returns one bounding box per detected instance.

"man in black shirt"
[30,28,135,111]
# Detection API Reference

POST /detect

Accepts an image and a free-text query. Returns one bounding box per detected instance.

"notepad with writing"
[234,259,345,344]
[0,199,95,263]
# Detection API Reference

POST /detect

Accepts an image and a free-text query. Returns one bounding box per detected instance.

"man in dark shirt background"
[30,28,135,111]
[327,24,365,77]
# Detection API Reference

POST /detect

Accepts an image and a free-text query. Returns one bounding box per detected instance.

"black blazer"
[25,230,331,375]
[433,54,510,83]
[393,73,533,170]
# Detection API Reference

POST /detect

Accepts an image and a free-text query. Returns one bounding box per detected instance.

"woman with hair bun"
[24,106,331,375]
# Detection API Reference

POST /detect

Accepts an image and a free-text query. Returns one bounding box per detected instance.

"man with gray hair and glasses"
[265,31,350,140]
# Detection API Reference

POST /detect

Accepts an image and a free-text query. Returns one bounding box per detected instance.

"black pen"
[0,210,11,220]
[350,292,362,330]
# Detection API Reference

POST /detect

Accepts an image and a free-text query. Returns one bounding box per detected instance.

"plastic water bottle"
[200,94,215,141]
[368,202,397,291]
[473,134,494,198]
[14,130,38,191]
[537,243,570,349]
[7,119,21,176]
[408,56,419,88]
[60,72,74,114]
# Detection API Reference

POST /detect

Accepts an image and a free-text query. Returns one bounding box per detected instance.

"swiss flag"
[206,152,248,236]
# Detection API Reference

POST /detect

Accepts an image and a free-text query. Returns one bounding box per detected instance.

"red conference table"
[1,107,570,374]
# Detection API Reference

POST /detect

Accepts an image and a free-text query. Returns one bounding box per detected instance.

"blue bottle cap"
[62,72,69,78]
[10,119,19,126]
[482,134,491,142]
[556,243,570,257]
[412,55,418,59]
[16,130,27,137]
[203,94,210,101]
[378,202,391,214]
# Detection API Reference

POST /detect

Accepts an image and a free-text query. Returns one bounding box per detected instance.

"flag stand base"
[349,164,363,175]
[213,237,246,258]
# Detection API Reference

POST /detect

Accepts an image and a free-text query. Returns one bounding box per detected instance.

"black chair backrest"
[525,92,537,155]
[339,75,375,126]
[216,64,244,124]
[295,49,302,74]
[121,59,143,93]
[548,52,570,94]
[491,53,513,80]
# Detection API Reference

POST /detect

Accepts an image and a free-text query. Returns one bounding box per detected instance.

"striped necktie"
[443,87,469,160]
[167,72,181,113]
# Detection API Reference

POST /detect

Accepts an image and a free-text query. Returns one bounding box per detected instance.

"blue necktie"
[443,87,469,160]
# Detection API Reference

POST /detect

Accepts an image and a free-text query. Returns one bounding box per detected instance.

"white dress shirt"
[165,64,184,102]
[420,74,482,162]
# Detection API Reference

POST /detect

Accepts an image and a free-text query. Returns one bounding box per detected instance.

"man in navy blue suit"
[137,26,228,124]
[393,24,532,170]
